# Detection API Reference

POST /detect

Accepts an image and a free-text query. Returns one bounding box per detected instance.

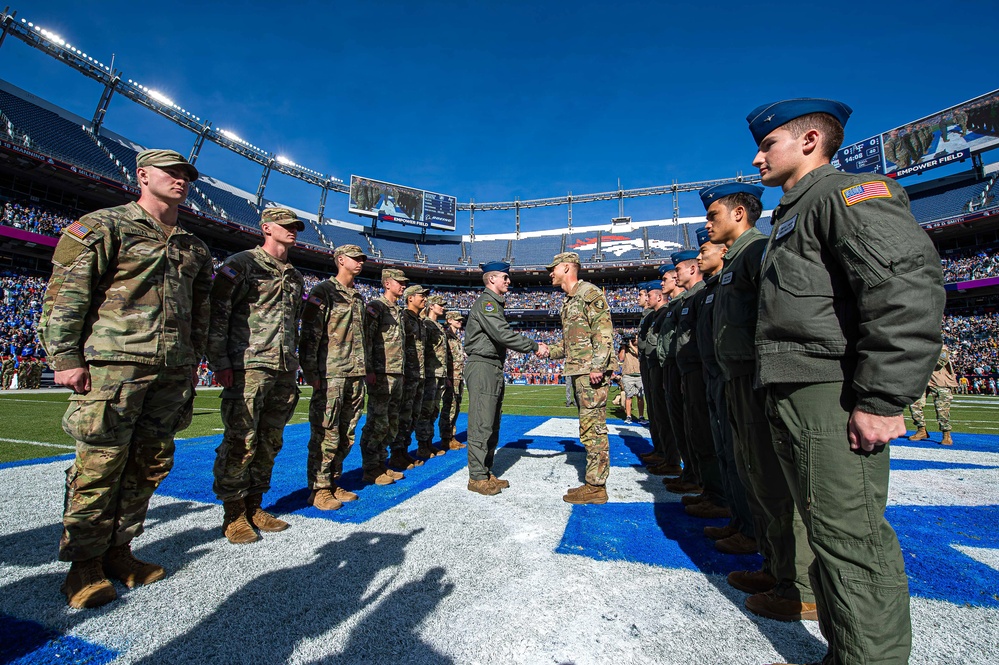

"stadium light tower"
[256,158,273,210]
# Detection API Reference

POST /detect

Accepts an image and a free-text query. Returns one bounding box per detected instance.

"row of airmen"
[0,354,45,389]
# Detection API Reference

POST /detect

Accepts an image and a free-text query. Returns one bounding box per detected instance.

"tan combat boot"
[222,499,259,544]
[714,532,759,555]
[448,437,466,450]
[909,426,929,441]
[400,451,424,467]
[308,489,343,511]
[685,502,732,519]
[488,473,510,489]
[703,523,740,541]
[941,431,953,446]
[362,465,395,485]
[467,478,501,496]
[563,483,608,505]
[62,557,117,609]
[103,542,166,588]
[332,483,359,502]
[382,463,404,480]
[245,494,289,532]
[417,442,444,458]
[388,452,416,470]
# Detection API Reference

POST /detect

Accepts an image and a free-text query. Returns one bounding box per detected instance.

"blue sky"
[1,0,995,234]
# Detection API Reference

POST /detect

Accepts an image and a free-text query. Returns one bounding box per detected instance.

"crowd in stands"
[942,312,999,393]
[1,270,46,364]
[1,200,74,238]
[940,246,999,283]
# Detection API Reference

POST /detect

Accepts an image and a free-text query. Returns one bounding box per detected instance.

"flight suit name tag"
[705,294,714,304]
[775,214,798,240]
[681,307,689,315]
[721,273,734,285]
[666,311,674,318]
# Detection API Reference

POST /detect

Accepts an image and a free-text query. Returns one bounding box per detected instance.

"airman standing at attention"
[358,269,409,486]
[463,261,543,495]
[439,311,467,450]
[40,149,212,608]
[0,353,14,389]
[416,295,450,453]
[299,244,369,511]
[209,207,306,545]
[747,98,945,664]
[705,181,816,621]
[909,344,958,445]
[545,252,615,504]
[393,284,438,465]
[639,270,683,476]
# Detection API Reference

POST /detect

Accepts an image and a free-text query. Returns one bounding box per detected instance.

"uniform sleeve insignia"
[218,264,240,282]
[308,294,323,307]
[366,304,379,318]
[484,301,496,313]
[594,298,606,310]
[842,181,892,206]
[681,307,689,315]
[705,294,714,304]
[64,221,92,240]
[721,272,734,285]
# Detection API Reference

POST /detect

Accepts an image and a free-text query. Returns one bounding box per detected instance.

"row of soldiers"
[0,354,45,389]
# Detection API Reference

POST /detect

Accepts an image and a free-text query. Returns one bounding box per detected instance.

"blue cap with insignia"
[644,279,663,292]
[699,183,765,210]
[695,226,711,247]
[746,98,853,145]
[658,264,674,277]
[671,250,699,268]
[480,260,511,274]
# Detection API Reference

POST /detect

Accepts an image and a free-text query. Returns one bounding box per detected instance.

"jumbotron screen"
[349,175,457,232]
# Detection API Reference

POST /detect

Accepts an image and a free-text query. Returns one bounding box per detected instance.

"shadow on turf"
[130,528,455,665]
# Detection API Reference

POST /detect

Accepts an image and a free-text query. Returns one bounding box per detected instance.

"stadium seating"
[910,180,990,223]
[420,240,466,265]
[194,179,260,227]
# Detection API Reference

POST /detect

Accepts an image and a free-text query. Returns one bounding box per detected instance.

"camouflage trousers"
[213,368,299,502]
[909,386,954,431]
[1,370,11,389]
[416,376,447,445]
[59,362,194,561]
[307,375,366,489]
[392,375,424,453]
[438,378,463,441]
[359,373,403,471]
[571,374,610,486]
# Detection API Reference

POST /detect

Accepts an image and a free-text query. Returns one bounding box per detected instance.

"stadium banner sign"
[834,88,999,179]
[349,175,456,231]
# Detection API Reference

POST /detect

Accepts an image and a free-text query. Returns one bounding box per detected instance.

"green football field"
[1,386,996,465]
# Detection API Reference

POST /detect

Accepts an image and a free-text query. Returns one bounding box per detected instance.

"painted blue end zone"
[0,614,118,665]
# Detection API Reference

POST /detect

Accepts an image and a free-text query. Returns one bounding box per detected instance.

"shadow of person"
[634,472,826,663]
[131,528,425,665]
[0,523,62,567]
[490,438,564,479]
[305,566,455,665]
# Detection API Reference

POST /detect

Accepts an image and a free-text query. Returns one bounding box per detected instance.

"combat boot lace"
[308,489,343,511]
[332,484,359,502]
[362,466,395,485]
[488,473,510,489]
[245,494,289,532]
[62,557,117,609]
[222,499,259,544]
[467,478,501,496]
[909,426,929,441]
[563,483,608,505]
[104,543,166,588]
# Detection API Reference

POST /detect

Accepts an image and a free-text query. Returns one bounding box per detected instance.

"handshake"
[535,342,549,358]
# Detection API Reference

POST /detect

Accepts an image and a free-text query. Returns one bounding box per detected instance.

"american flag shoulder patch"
[841,181,892,206]
[307,294,323,307]
[64,221,92,240]
[218,265,240,282]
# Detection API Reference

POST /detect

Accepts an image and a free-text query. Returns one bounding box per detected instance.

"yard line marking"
[0,398,68,404]
[0,437,75,449]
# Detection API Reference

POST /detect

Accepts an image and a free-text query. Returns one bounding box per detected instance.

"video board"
[349,175,457,231]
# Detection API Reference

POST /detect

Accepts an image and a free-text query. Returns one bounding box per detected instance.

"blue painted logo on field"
[0,614,118,664]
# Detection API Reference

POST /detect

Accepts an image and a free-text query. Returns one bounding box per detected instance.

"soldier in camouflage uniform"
[545,252,615,505]
[358,268,409,485]
[39,149,212,609]
[416,295,450,453]
[909,344,959,445]
[392,284,438,465]
[209,207,305,544]
[300,244,369,511]
[16,356,30,389]
[439,311,466,449]
[30,357,44,388]
[1,354,14,389]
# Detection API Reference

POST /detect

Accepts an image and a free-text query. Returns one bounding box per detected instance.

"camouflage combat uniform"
[16,358,30,389]
[548,280,615,486]
[910,346,958,431]
[208,246,304,503]
[300,277,367,490]
[439,317,465,442]
[39,201,212,561]
[30,358,43,388]
[392,308,426,453]
[358,295,405,472]
[416,313,449,447]
[0,356,13,389]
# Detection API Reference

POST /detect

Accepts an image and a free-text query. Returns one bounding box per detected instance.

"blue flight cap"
[658,263,674,277]
[695,226,711,246]
[699,183,765,210]
[479,260,511,274]
[746,98,853,145]
[644,279,663,292]
[671,250,699,268]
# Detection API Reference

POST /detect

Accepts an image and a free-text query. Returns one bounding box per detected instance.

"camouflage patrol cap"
[135,149,199,181]
[426,295,446,307]
[403,284,429,299]
[382,268,409,283]
[334,244,367,260]
[445,311,465,321]
[546,251,581,270]
[260,207,306,231]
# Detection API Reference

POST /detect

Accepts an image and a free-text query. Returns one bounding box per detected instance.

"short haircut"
[718,192,763,225]
[483,270,503,286]
[782,112,845,160]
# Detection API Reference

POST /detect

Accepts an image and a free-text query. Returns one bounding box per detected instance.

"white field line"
[0,398,68,404]
[0,437,74,450]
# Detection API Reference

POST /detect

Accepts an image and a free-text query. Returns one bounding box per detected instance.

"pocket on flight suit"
[62,386,123,445]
